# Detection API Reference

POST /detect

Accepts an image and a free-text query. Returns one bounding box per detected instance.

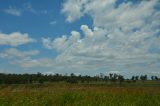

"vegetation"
[0,72,159,85]
[0,84,160,106]
[0,72,160,106]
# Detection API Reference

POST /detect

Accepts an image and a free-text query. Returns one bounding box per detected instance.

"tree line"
[0,72,159,84]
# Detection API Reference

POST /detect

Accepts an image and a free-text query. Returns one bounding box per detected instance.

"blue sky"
[0,0,92,37]
[0,0,160,77]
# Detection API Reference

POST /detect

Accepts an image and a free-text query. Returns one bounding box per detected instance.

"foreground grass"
[0,84,160,106]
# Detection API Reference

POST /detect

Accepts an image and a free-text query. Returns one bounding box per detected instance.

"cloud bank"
[41,0,160,75]
[1,0,159,76]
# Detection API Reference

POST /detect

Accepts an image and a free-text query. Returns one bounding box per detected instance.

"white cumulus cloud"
[0,32,36,47]
[6,0,159,76]
[41,0,160,75]
[0,48,39,59]
[61,0,87,22]
[42,31,80,52]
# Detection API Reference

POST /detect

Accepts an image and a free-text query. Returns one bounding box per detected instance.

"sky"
[0,0,160,77]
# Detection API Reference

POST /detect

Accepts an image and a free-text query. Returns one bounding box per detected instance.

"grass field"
[0,83,160,106]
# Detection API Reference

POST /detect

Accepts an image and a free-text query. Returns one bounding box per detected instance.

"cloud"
[41,0,160,75]
[49,21,57,25]
[4,6,21,16]
[0,48,39,59]
[0,69,10,73]
[0,48,43,69]
[61,0,87,23]
[13,58,53,68]
[42,31,80,52]
[23,3,37,14]
[40,10,49,14]
[2,0,159,75]
[23,3,52,15]
[81,25,93,37]
[0,32,36,46]
[62,0,117,23]
[4,3,48,16]
[41,23,159,74]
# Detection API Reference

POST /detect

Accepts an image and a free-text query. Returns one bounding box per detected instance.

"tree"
[112,73,118,82]
[135,76,139,80]
[131,76,135,81]
[155,76,159,80]
[140,75,147,83]
[118,75,124,85]
[151,76,159,80]
[151,76,154,80]
[109,73,113,80]
[70,73,75,77]
[104,76,109,82]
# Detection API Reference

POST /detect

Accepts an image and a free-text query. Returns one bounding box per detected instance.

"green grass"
[0,83,160,106]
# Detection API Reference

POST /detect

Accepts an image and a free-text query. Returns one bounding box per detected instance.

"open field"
[0,83,160,106]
